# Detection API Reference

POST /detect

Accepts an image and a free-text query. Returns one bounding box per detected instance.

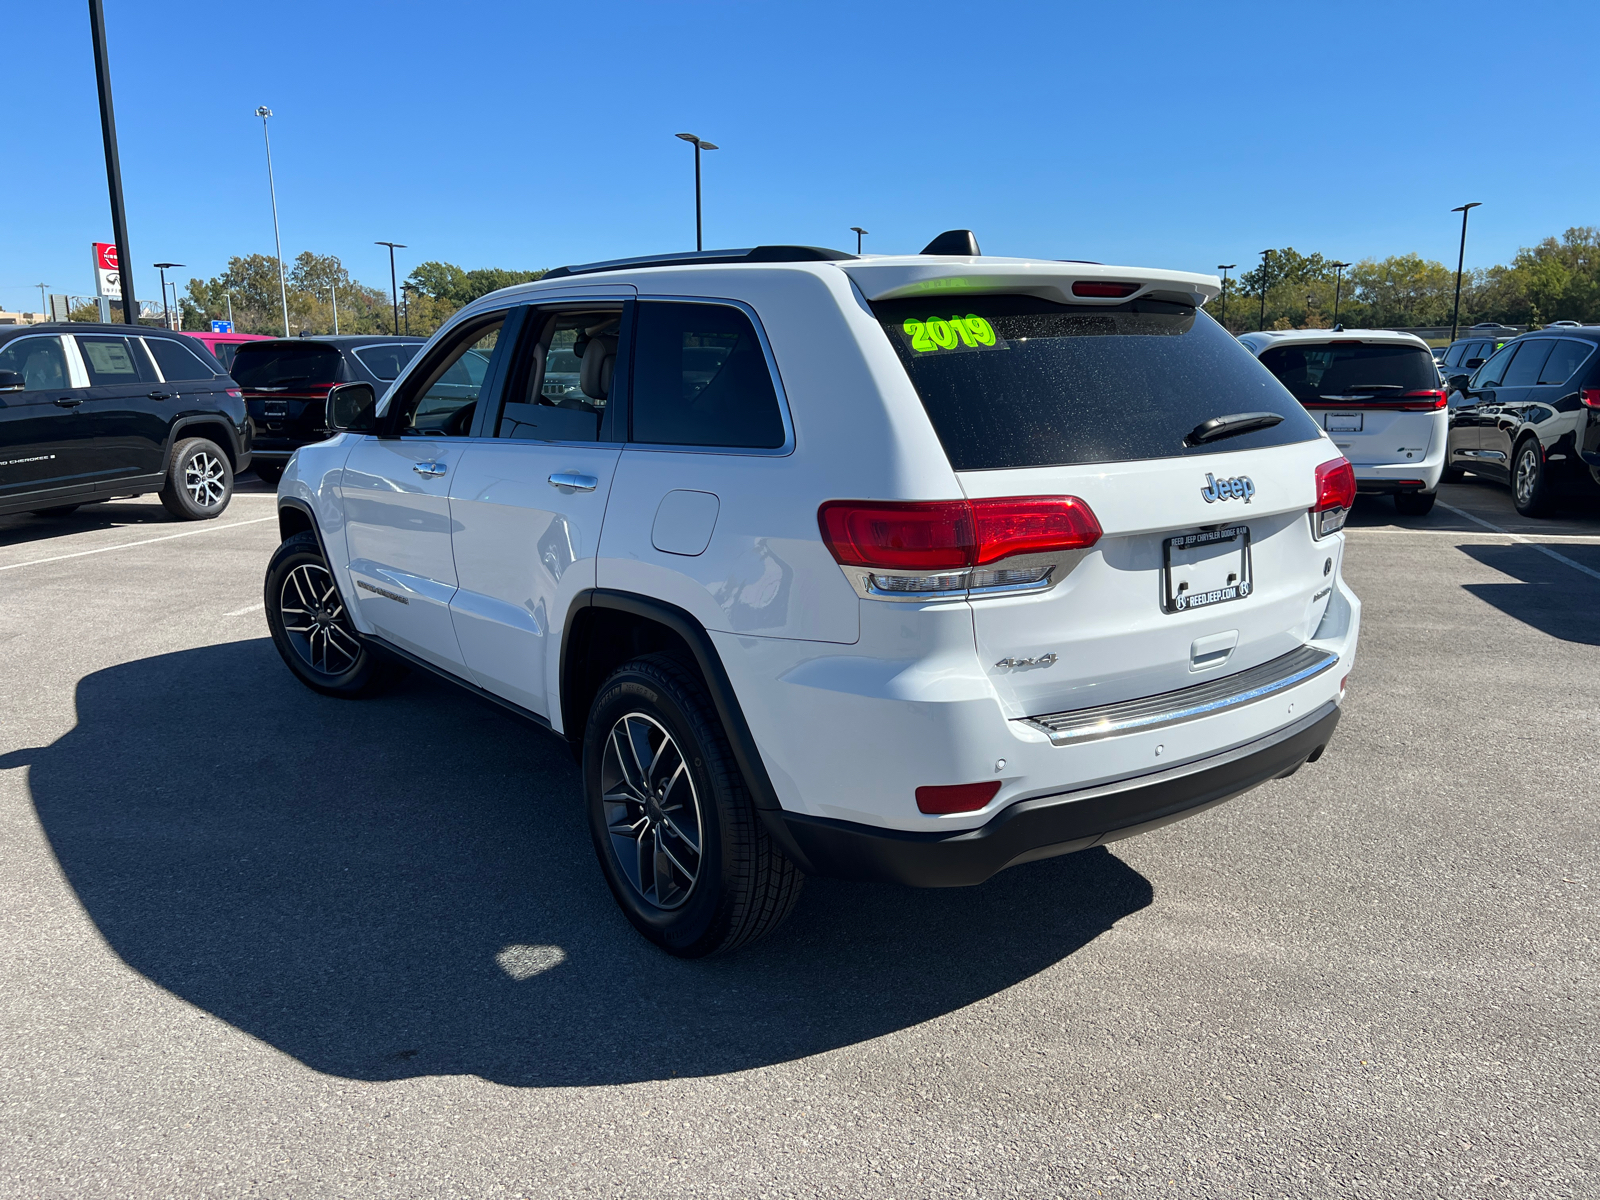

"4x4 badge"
[1201,473,1255,504]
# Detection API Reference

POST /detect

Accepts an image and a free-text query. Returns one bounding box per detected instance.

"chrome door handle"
[548,472,598,492]
[413,461,447,478]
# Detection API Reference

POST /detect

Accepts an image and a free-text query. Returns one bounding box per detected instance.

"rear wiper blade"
[1186,411,1284,446]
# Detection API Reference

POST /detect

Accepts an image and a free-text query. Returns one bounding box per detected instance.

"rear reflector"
[1583,388,1600,409]
[818,496,1101,572]
[1071,281,1140,298]
[916,780,1002,815]
[1398,390,1447,411]
[1312,457,1356,538]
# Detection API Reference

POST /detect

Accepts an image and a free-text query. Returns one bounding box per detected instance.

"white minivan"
[265,235,1361,956]
[1240,328,1446,515]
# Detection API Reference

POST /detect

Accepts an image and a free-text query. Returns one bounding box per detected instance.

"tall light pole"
[402,283,417,336]
[1329,261,1350,328]
[89,0,138,326]
[375,242,406,335]
[153,262,182,329]
[1257,248,1275,332]
[225,291,234,328]
[1449,203,1482,344]
[328,282,339,335]
[256,107,290,337]
[851,226,869,254]
[674,133,718,251]
[36,283,48,316]
[1216,264,1235,330]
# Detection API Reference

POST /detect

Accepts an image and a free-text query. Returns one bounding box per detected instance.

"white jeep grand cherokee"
[265,234,1361,957]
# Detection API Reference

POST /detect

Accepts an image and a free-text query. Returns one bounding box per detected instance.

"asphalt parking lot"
[0,475,1594,1199]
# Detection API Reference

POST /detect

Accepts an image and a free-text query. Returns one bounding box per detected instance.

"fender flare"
[165,413,245,470]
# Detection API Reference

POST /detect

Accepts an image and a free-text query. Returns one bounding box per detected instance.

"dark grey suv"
[0,322,251,520]
[233,335,424,484]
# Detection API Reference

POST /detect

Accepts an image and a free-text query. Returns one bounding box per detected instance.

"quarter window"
[0,336,68,392]
[1500,340,1553,388]
[630,302,785,449]
[144,337,216,381]
[77,335,157,385]
[1537,339,1592,386]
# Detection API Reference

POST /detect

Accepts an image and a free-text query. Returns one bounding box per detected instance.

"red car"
[184,330,273,372]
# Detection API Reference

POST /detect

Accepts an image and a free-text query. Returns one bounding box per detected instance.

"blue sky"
[3,0,1596,312]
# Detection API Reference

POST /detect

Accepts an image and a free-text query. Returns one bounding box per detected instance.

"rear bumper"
[772,701,1340,887]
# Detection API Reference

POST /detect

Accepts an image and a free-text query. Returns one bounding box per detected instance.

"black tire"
[30,504,82,517]
[584,654,803,958]
[264,531,401,697]
[252,461,285,487]
[159,437,233,520]
[1511,438,1552,517]
[1394,490,1436,517]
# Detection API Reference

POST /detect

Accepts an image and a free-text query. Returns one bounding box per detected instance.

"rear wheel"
[1512,439,1552,517]
[584,654,803,957]
[160,437,233,520]
[252,461,285,487]
[264,532,401,697]
[1394,490,1436,517]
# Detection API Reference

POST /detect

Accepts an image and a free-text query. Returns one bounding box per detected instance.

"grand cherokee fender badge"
[1201,473,1255,504]
[357,579,409,604]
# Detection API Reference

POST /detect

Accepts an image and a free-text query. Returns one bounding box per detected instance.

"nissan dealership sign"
[93,241,121,299]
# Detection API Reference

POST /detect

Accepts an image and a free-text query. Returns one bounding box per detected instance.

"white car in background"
[1240,328,1446,516]
[263,235,1361,956]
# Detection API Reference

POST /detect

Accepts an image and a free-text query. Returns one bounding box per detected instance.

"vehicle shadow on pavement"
[1456,542,1600,646]
[11,638,1152,1088]
[0,501,183,546]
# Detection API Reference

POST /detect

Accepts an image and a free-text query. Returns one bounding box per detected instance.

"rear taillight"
[1071,281,1140,298]
[916,781,1001,815]
[1311,457,1355,539]
[1582,388,1600,408]
[1398,389,1446,411]
[226,389,242,399]
[818,496,1101,598]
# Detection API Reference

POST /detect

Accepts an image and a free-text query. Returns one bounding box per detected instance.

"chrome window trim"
[626,294,796,458]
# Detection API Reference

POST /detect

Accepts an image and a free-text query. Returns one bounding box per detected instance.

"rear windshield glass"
[1257,342,1437,403]
[353,343,420,380]
[873,296,1320,471]
[230,343,342,389]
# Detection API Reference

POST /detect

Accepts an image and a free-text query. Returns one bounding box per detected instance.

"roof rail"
[543,245,856,280]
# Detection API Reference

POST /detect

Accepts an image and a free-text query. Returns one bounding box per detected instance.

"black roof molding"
[543,245,855,280]
[921,229,981,256]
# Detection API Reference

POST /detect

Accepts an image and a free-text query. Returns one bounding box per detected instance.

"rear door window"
[1258,341,1439,403]
[230,344,342,390]
[874,296,1320,470]
[1499,340,1553,388]
[77,335,158,385]
[1537,339,1593,386]
[629,301,786,449]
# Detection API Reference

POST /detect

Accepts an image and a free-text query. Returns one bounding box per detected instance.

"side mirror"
[0,370,25,392]
[1464,357,1485,369]
[325,382,376,432]
[1448,374,1471,391]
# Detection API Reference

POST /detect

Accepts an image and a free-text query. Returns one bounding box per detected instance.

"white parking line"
[1347,527,1600,544]
[0,515,277,573]
[1436,501,1600,583]
[223,601,265,618]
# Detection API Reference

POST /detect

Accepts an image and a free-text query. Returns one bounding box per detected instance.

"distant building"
[0,310,48,326]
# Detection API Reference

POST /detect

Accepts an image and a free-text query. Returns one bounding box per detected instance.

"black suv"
[1445,326,1600,515]
[0,323,250,521]
[232,335,424,484]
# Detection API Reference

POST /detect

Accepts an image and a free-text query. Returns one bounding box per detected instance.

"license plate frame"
[263,401,288,417]
[1163,525,1253,614]
[1325,412,1363,433]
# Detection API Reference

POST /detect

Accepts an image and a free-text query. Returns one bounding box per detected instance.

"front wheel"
[584,655,803,957]
[1394,490,1436,517]
[1512,439,1552,517]
[160,437,233,520]
[264,531,401,697]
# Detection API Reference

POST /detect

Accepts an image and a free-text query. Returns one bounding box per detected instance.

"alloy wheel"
[185,451,227,507]
[1515,446,1539,506]
[279,562,361,676]
[599,713,704,910]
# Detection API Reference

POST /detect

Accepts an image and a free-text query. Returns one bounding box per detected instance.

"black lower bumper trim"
[777,702,1341,887]
[1355,480,1431,494]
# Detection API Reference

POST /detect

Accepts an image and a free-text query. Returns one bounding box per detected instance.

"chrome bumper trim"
[1021,645,1340,746]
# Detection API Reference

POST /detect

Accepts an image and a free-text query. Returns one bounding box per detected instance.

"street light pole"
[851,226,869,255]
[36,283,48,316]
[225,291,234,328]
[1449,203,1482,344]
[1329,261,1350,328]
[153,263,182,330]
[674,133,719,251]
[329,282,339,335]
[375,242,406,335]
[88,0,138,326]
[1257,248,1275,332]
[1216,264,1236,330]
[256,107,290,337]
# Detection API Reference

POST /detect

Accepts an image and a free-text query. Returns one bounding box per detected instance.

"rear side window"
[0,336,67,391]
[230,344,342,389]
[145,337,216,381]
[211,342,239,370]
[353,343,420,380]
[1538,339,1593,386]
[1258,341,1438,403]
[629,302,785,449]
[1500,340,1553,388]
[77,335,157,385]
[874,296,1319,471]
